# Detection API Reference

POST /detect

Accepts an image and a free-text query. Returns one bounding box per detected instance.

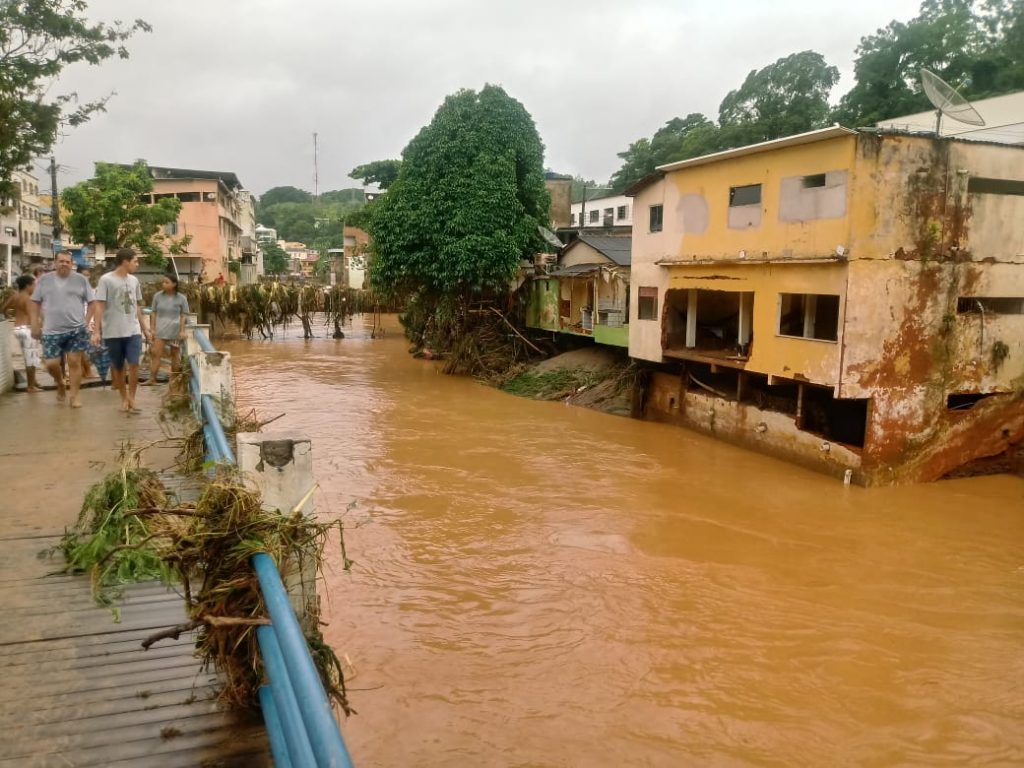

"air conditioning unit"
[205,192,217,202]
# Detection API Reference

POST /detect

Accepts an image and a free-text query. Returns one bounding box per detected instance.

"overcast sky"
[48,0,923,196]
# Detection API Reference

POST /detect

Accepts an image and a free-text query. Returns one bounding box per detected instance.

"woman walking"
[145,273,190,390]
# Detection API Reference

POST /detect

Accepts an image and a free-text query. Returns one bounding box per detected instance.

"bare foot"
[70,398,83,408]
[26,386,42,393]
[56,383,66,402]
[120,400,131,412]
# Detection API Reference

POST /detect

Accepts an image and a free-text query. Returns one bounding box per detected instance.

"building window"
[570,213,577,226]
[616,205,628,220]
[165,221,179,236]
[177,192,201,203]
[729,184,761,207]
[638,286,658,320]
[967,177,1024,196]
[802,174,827,188]
[588,209,599,223]
[778,293,840,341]
[957,296,1024,314]
[649,204,663,232]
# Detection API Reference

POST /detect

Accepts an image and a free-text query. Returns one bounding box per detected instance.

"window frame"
[649,204,663,233]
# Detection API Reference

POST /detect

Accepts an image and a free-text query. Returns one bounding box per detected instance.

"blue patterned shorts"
[41,327,91,360]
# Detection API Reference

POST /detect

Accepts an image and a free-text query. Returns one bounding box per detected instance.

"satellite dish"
[920,68,986,136]
[537,225,564,249]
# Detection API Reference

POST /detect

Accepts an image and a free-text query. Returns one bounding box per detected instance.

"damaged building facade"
[627,126,1023,484]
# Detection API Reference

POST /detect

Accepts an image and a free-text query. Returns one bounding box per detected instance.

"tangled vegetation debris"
[59,425,353,713]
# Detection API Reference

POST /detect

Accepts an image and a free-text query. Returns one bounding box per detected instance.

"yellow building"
[627,127,1024,484]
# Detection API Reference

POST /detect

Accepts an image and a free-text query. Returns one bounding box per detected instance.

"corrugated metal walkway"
[0,386,270,767]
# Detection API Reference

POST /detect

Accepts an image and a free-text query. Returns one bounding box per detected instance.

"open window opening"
[664,288,755,362]
[684,362,741,401]
[778,293,840,341]
[947,393,998,410]
[800,385,867,447]
[956,297,1024,315]
[739,373,799,416]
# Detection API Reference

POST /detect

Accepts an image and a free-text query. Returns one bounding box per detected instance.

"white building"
[876,89,1024,145]
[569,193,633,230]
[12,170,41,267]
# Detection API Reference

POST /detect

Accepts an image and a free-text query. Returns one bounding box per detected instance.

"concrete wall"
[526,278,560,331]
[0,321,13,394]
[644,371,861,479]
[545,178,572,229]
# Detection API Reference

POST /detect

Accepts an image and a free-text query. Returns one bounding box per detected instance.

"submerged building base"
[640,369,1024,486]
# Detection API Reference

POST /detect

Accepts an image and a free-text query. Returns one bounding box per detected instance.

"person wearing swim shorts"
[28,252,93,407]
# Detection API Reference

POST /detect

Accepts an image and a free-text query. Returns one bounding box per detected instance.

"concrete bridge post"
[236,433,319,631]
[195,349,235,426]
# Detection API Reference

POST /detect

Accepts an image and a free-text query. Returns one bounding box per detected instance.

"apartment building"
[627,126,1023,484]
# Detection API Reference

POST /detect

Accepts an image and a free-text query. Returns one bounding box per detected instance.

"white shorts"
[13,326,41,368]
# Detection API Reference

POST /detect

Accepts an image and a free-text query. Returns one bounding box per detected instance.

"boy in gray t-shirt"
[91,248,152,413]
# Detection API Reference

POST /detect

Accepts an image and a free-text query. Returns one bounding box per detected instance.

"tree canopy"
[606,1,1024,191]
[718,50,839,144]
[258,185,312,207]
[62,160,189,263]
[349,159,402,190]
[0,1,149,204]
[834,0,1024,126]
[368,85,550,300]
[261,241,288,275]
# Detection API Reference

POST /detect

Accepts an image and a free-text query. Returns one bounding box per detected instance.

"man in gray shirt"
[29,251,94,407]
[92,248,152,413]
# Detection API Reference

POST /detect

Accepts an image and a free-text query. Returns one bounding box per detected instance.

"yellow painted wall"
[666,262,847,386]
[663,136,856,260]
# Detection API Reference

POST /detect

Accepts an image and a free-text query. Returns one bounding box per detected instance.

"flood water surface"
[224,316,1024,767]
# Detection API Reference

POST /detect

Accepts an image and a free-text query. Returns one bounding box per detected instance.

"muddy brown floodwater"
[223,314,1024,767]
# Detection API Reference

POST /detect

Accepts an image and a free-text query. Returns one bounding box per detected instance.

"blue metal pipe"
[202,394,236,464]
[202,423,223,463]
[258,627,317,768]
[253,553,354,768]
[193,328,216,353]
[258,685,296,768]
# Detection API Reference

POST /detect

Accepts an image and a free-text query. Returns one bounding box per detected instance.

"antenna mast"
[313,132,320,201]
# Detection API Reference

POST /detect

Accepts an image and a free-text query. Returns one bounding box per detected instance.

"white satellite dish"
[537,225,564,249]
[920,68,986,136]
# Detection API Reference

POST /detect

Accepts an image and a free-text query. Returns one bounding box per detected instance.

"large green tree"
[369,85,549,310]
[0,1,149,204]
[261,241,288,275]
[349,159,402,190]
[834,0,1024,126]
[62,160,189,263]
[610,113,720,192]
[718,50,839,145]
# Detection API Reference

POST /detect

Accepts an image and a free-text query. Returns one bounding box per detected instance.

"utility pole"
[313,132,319,201]
[49,156,61,244]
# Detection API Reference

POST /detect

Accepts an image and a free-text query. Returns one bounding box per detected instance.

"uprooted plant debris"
[58,447,353,715]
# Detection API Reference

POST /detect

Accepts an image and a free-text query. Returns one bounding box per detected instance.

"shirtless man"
[29,251,94,407]
[2,275,42,392]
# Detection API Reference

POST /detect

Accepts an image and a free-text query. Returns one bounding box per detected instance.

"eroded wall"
[842,134,1024,482]
[644,371,862,479]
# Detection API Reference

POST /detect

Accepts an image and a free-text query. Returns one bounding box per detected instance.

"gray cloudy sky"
[51,0,922,195]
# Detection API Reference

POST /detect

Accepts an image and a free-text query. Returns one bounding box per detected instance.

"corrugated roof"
[563,233,632,266]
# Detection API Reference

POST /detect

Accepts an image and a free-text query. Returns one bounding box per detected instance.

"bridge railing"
[187,322,354,768]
